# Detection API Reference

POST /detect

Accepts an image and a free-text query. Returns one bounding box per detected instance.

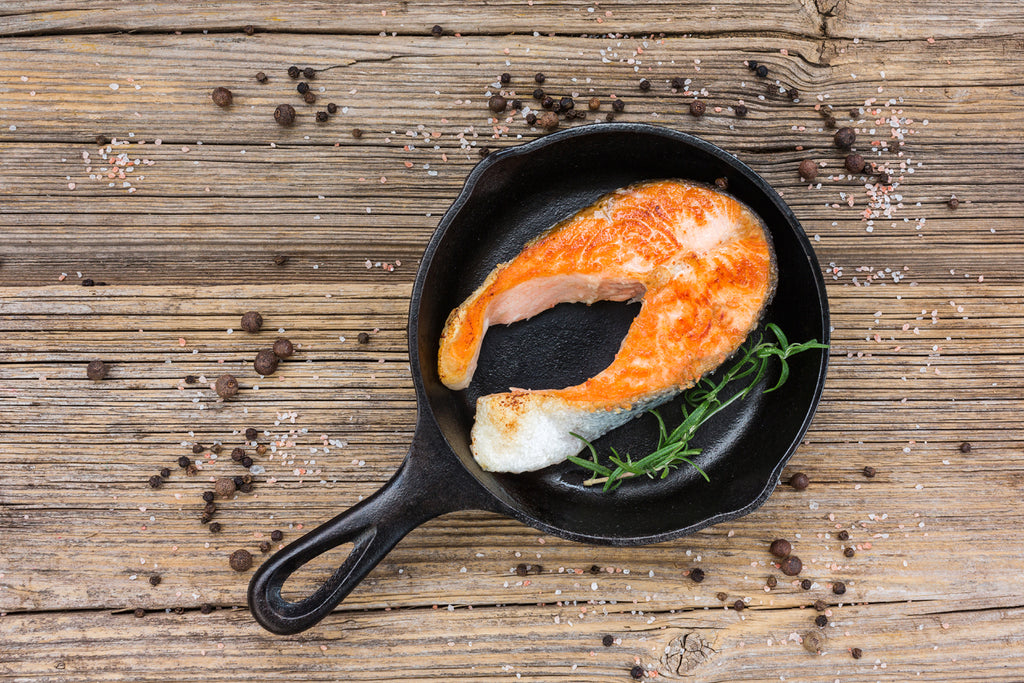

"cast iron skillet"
[249,123,830,635]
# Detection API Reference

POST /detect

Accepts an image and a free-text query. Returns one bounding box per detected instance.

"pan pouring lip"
[249,123,830,635]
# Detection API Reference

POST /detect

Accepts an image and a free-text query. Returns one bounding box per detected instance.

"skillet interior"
[413,124,829,544]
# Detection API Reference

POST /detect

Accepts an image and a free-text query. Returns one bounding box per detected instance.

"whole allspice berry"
[769,539,792,558]
[273,338,294,358]
[845,153,866,173]
[789,472,810,490]
[211,87,233,107]
[229,549,253,572]
[86,359,108,380]
[799,159,818,180]
[274,104,296,126]
[214,477,236,498]
[215,374,239,399]
[240,311,263,333]
[539,111,559,131]
[834,126,856,149]
[254,349,279,375]
[488,95,508,113]
[689,99,706,117]
[780,555,803,576]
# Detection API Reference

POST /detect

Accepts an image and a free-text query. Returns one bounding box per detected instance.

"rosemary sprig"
[568,324,828,491]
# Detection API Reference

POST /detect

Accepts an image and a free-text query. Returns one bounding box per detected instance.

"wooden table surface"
[3,2,1024,681]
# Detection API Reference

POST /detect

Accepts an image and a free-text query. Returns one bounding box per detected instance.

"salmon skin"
[438,179,777,473]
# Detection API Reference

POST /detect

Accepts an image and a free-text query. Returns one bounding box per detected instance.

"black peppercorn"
[832,581,847,595]
[327,102,338,114]
[510,99,522,110]
[215,374,238,399]
[756,65,768,78]
[844,547,855,558]
[259,540,272,553]
[270,529,284,542]
[212,87,233,107]
[239,482,254,493]
[478,147,490,158]
[229,549,253,571]
[532,87,545,100]
[747,59,758,71]
[303,91,317,105]
[814,599,827,611]
[630,665,644,680]
[550,100,561,113]
[824,115,837,128]
[232,476,245,488]
[789,472,809,490]
[297,82,310,94]
[735,103,748,117]
[602,634,614,647]
[639,78,651,91]
[177,456,192,468]
[770,539,792,558]
[612,99,625,113]
[202,491,214,503]
[231,448,245,462]
[834,127,856,149]
[148,475,162,489]
[357,332,370,344]
[210,444,222,455]
[185,375,198,384]
[959,441,972,453]
[134,608,145,618]
[241,456,253,468]
[274,104,296,126]
[766,575,778,588]
[559,96,574,111]
[245,427,258,441]
[274,254,288,266]
[316,111,328,122]
[192,443,205,454]
[787,88,800,101]
[862,465,877,478]
[303,67,316,79]
[240,311,263,333]
[851,647,863,659]
[589,565,601,575]
[670,76,685,89]
[254,349,279,375]
[690,567,705,583]
[200,603,214,614]
[845,153,866,173]
[526,112,537,125]
[605,113,615,122]
[515,563,528,576]
[352,128,363,138]
[488,95,507,113]
[500,72,511,84]
[534,72,545,84]
[801,578,812,590]
[815,614,828,627]
[160,467,171,478]
[209,522,222,533]
[714,177,728,190]
[186,463,198,476]
[287,66,300,79]
[538,111,558,130]
[149,574,161,586]
[948,196,959,210]
[689,99,706,117]
[541,96,554,109]
[87,360,108,380]
[244,25,255,35]
[81,278,94,286]
[203,502,217,517]
[780,555,803,576]
[256,71,268,83]
[431,24,443,36]
[733,599,745,611]
[877,170,891,184]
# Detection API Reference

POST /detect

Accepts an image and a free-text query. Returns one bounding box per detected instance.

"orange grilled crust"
[438,179,776,405]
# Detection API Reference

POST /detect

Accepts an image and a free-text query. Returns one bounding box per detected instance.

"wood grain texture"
[2,2,1024,681]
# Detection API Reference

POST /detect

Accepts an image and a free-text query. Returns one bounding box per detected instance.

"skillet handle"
[248,417,496,635]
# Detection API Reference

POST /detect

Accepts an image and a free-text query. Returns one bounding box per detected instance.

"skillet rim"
[408,122,831,546]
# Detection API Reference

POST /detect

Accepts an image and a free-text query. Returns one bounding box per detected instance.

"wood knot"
[659,631,717,676]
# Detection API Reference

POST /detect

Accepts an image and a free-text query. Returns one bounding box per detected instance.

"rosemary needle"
[569,324,828,491]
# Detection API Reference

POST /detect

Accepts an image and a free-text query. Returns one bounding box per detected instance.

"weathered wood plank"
[0,0,824,38]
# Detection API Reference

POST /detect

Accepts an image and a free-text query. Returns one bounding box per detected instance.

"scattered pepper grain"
[639,78,651,91]
[500,72,511,84]
[259,540,272,553]
[209,522,222,533]
[245,427,258,441]
[177,456,192,469]
[863,465,877,477]
[588,97,601,111]
[431,24,443,37]
[274,254,289,266]
[690,568,705,583]
[256,71,268,83]
[832,581,847,595]
[134,608,145,618]
[240,311,263,334]
[844,547,855,558]
[297,82,310,95]
[948,196,959,210]
[612,99,625,113]
[86,360,108,380]
[270,530,283,542]
[733,599,745,611]
[735,103,748,117]
[689,99,706,117]
[959,442,972,453]
[303,67,316,80]
[803,630,826,653]
[851,647,863,659]
[287,66,300,79]
[814,614,828,627]
[148,475,162,489]
[630,665,644,680]
[200,603,214,614]
[316,111,328,122]
[534,72,546,84]
[766,575,778,588]
[303,91,317,105]
[229,549,253,572]
[357,332,370,344]
[837,530,850,541]
[274,104,296,126]
[149,575,161,586]
[801,578,813,590]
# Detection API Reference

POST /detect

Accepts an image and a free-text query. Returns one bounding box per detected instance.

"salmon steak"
[438,179,777,473]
